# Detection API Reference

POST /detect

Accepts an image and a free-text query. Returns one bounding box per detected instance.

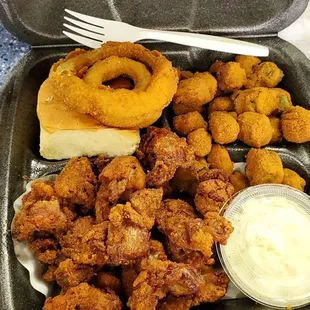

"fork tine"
[65,9,109,27]
[63,31,102,49]
[64,17,105,34]
[64,24,105,41]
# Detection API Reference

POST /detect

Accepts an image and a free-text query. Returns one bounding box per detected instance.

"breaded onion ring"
[83,56,151,90]
[106,77,133,90]
[49,42,179,129]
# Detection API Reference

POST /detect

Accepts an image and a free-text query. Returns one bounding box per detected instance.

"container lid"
[217,184,310,309]
[0,0,309,46]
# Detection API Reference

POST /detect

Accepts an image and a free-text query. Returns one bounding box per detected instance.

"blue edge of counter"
[0,24,30,86]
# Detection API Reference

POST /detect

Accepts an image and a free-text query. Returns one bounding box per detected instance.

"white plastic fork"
[63,9,269,56]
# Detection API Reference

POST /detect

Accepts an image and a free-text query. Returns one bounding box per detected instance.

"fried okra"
[232,87,292,116]
[207,145,233,175]
[282,168,306,191]
[235,55,261,77]
[245,148,284,185]
[217,62,247,92]
[187,129,212,157]
[208,96,234,117]
[173,72,217,115]
[173,111,207,136]
[209,111,240,144]
[281,106,310,143]
[229,171,249,194]
[246,62,284,88]
[269,117,282,144]
[237,112,273,147]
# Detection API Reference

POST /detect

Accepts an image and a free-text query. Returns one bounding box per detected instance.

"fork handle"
[140,29,269,57]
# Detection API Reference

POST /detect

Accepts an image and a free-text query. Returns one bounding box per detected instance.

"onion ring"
[83,56,151,91]
[49,42,179,129]
[105,77,133,90]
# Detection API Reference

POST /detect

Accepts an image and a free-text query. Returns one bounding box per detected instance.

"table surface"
[0,24,30,86]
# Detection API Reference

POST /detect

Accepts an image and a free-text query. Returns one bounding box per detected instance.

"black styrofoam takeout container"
[1,0,310,309]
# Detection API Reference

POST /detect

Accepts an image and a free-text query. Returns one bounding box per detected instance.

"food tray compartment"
[1,37,310,309]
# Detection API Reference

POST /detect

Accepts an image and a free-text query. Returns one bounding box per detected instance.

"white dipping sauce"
[219,186,310,308]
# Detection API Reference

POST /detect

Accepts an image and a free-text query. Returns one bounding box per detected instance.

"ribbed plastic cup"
[216,184,310,309]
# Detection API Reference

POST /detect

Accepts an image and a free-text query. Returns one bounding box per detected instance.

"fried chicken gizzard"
[156,199,214,267]
[156,197,233,268]
[43,283,122,310]
[55,157,97,211]
[137,127,195,187]
[194,168,234,216]
[59,216,108,265]
[13,180,69,242]
[107,188,163,265]
[121,239,168,297]
[13,125,236,310]
[170,156,209,196]
[93,272,122,294]
[128,259,204,310]
[128,258,230,310]
[52,259,95,290]
[157,266,230,310]
[13,157,162,272]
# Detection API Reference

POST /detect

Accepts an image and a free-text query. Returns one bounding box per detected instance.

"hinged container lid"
[0,0,309,46]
